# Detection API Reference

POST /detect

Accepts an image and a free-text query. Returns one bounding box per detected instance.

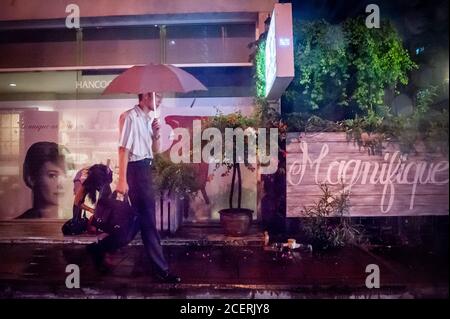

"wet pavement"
[0,243,447,299]
[0,221,447,298]
[0,220,265,246]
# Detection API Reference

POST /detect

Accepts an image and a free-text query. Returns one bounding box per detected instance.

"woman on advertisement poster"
[16,141,67,219]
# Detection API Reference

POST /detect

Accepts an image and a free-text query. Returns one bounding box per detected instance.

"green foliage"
[342,86,449,156]
[385,86,448,155]
[343,108,387,155]
[202,111,258,173]
[301,184,364,250]
[283,112,342,133]
[416,86,438,113]
[255,41,266,98]
[203,111,258,131]
[284,17,416,116]
[202,111,261,210]
[344,18,417,111]
[286,20,350,111]
[425,109,449,156]
[153,154,203,199]
[416,86,449,155]
[254,97,280,128]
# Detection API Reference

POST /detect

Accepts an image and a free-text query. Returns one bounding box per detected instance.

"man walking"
[115,92,180,283]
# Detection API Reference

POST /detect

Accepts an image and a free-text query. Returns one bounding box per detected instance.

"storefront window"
[82,26,160,66]
[0,21,257,221]
[0,28,77,68]
[165,24,255,64]
[0,111,20,159]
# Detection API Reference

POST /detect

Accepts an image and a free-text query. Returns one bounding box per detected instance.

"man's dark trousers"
[95,158,168,274]
[126,158,168,274]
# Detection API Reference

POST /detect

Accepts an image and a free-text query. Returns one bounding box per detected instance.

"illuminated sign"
[265,3,295,100]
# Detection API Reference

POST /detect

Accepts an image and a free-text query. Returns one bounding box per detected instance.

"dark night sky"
[281,0,448,25]
[281,0,449,44]
[281,0,449,79]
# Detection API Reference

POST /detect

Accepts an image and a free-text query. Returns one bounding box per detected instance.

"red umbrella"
[102,63,207,94]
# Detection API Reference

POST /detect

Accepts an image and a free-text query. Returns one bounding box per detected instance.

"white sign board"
[265,3,295,101]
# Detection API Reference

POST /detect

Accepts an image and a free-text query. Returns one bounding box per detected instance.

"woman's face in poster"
[34,161,66,206]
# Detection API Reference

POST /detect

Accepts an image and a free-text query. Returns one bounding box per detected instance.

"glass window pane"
[11,128,19,142]
[11,114,20,128]
[83,26,161,66]
[1,114,11,127]
[0,28,77,68]
[166,24,254,64]
[11,143,19,156]
[0,129,11,141]
[0,142,11,155]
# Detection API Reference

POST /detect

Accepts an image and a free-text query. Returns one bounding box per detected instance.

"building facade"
[0,0,278,222]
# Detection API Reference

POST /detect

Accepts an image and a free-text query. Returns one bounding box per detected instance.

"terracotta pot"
[219,208,253,236]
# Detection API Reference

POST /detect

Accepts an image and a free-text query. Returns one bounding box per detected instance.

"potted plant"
[153,153,203,233]
[153,153,202,200]
[301,183,364,250]
[203,112,258,236]
[219,161,254,236]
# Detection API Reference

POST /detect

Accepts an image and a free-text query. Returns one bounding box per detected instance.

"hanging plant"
[254,39,266,99]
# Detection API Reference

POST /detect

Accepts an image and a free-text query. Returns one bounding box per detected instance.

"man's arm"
[116,113,132,194]
[152,135,160,154]
[152,118,161,154]
[116,146,129,194]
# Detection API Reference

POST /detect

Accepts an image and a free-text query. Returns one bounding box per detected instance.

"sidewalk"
[0,220,265,246]
[0,221,447,299]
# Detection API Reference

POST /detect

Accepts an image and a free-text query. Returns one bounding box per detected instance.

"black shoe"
[155,271,181,284]
[86,243,111,274]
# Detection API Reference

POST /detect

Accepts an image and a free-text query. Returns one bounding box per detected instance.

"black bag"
[92,191,138,241]
[62,205,89,235]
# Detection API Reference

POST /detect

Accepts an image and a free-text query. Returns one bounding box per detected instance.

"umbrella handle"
[154,107,160,119]
[153,92,160,119]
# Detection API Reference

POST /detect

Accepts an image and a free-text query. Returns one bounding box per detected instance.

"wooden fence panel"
[286,132,449,217]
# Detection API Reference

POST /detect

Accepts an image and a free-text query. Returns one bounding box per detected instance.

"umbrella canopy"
[102,63,207,95]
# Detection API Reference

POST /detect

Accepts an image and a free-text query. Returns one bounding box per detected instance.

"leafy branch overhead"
[283,17,417,113]
[253,16,447,157]
[343,86,449,156]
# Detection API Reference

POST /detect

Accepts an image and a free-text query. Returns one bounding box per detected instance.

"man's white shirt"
[119,105,154,162]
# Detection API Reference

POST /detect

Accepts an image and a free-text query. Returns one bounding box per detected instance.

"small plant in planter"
[301,183,364,251]
[203,112,258,236]
[343,109,386,156]
[152,154,203,234]
[153,153,202,200]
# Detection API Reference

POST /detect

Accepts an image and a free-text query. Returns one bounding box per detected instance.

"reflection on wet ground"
[0,243,447,298]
